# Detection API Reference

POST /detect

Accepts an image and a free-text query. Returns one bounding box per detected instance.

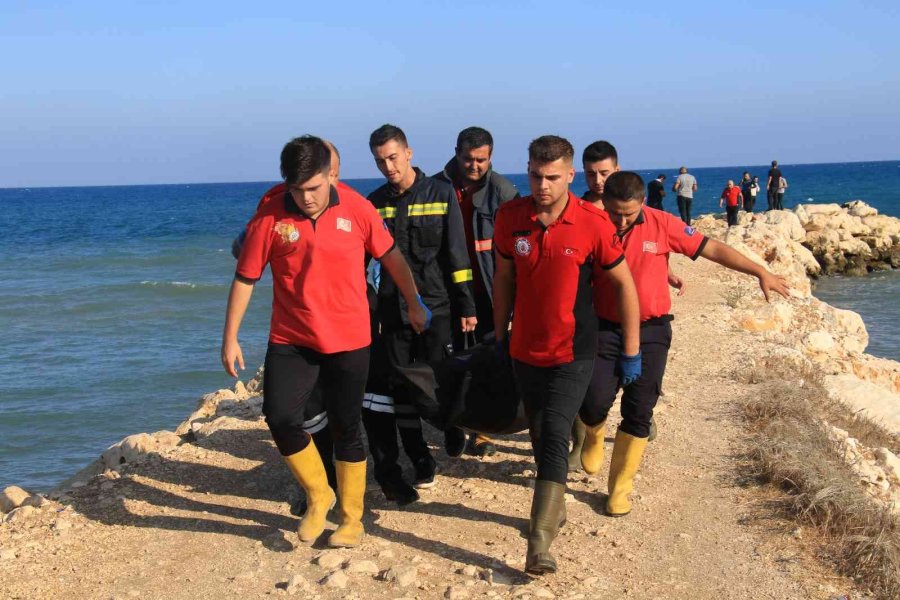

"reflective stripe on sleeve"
[407,202,448,216]
[452,269,473,283]
[474,239,492,252]
[378,206,397,219]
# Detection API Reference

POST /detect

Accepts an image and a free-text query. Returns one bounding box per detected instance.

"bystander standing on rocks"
[766,160,783,210]
[673,166,697,225]
[720,180,743,227]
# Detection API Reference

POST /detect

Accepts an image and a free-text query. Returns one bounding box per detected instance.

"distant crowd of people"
[646,160,789,227]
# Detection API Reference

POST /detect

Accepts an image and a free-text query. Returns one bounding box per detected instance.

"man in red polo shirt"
[222,136,428,548]
[231,141,347,509]
[580,171,789,518]
[719,179,743,227]
[493,135,641,575]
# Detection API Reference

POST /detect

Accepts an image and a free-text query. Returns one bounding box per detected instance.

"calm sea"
[1,160,898,490]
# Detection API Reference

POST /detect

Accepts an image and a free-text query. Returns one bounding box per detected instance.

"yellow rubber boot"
[328,460,366,548]
[283,440,336,542]
[579,419,607,475]
[606,430,648,517]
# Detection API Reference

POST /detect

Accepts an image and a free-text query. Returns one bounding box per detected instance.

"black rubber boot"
[363,409,418,504]
[444,427,468,458]
[568,417,586,471]
[525,480,566,575]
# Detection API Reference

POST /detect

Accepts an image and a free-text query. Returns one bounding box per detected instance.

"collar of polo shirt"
[283,185,341,216]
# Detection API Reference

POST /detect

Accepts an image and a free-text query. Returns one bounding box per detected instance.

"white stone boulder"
[803,331,835,354]
[844,200,878,218]
[100,430,181,468]
[1,486,32,514]
[826,374,900,435]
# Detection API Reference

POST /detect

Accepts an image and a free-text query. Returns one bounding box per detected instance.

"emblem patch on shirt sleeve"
[274,221,300,243]
[336,217,352,233]
[684,226,696,236]
[642,241,658,253]
[515,237,532,257]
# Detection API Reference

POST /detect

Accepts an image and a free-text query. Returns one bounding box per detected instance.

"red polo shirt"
[594,206,708,323]
[236,185,395,352]
[494,193,624,367]
[255,181,356,211]
[722,186,742,207]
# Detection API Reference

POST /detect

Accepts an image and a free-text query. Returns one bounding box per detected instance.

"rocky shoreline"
[693,201,900,512]
[1,201,899,599]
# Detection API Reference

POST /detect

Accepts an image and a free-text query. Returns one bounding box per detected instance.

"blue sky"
[2,1,898,187]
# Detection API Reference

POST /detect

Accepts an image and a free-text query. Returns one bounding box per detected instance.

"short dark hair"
[658,174,666,180]
[771,160,778,167]
[528,135,574,164]
[603,171,645,202]
[582,140,618,165]
[280,136,331,185]
[456,127,493,153]
[369,124,408,151]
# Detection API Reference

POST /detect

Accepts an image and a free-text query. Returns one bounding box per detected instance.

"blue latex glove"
[416,294,432,331]
[618,351,642,387]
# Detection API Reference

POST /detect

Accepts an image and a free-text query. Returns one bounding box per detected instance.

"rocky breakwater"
[798,200,900,276]
[692,203,900,514]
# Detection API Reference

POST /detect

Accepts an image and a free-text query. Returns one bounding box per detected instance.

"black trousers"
[744,195,755,213]
[774,192,784,210]
[766,188,777,210]
[263,344,368,461]
[364,316,451,481]
[726,206,739,226]
[677,196,692,225]
[647,199,663,211]
[580,321,673,439]
[514,359,594,484]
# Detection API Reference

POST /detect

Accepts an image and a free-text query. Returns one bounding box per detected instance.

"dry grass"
[739,359,900,599]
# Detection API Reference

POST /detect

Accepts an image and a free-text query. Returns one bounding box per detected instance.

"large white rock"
[837,238,872,257]
[874,448,900,483]
[826,374,900,435]
[191,416,245,440]
[0,486,32,514]
[803,204,843,216]
[100,430,181,468]
[738,302,795,333]
[759,210,806,241]
[803,331,835,354]
[844,200,878,218]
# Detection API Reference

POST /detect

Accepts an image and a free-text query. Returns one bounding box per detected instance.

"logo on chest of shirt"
[336,217,352,233]
[642,241,658,253]
[274,221,300,244]
[515,237,532,257]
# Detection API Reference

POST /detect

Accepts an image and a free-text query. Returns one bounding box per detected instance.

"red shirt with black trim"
[494,193,624,367]
[721,186,742,207]
[254,181,356,211]
[236,185,395,353]
[594,206,708,323]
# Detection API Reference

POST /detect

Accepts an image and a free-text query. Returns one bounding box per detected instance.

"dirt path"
[0,255,865,599]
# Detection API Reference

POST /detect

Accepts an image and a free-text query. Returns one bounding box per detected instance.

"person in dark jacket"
[433,126,519,457]
[646,174,666,210]
[363,124,477,503]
